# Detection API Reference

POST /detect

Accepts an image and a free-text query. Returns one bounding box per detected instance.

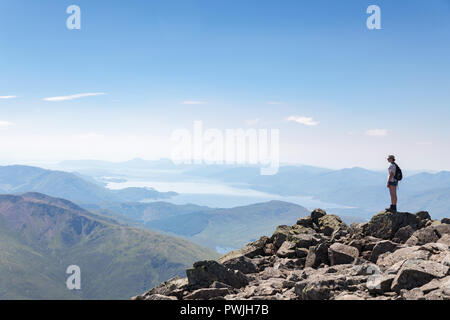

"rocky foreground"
[133,209,450,300]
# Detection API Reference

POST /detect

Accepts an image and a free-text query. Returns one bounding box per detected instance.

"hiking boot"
[385,205,397,213]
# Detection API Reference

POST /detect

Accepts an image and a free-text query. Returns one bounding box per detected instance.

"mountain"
[185,165,450,219]
[135,209,450,301]
[0,165,176,205]
[91,200,311,252]
[52,159,450,219]
[0,193,218,299]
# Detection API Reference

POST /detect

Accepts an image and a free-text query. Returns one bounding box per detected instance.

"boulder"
[328,243,359,265]
[391,259,449,292]
[331,228,349,242]
[295,247,309,259]
[210,281,234,289]
[437,234,450,246]
[393,225,416,243]
[295,272,362,300]
[366,274,396,294]
[416,211,431,221]
[377,246,431,268]
[296,216,314,228]
[418,276,450,294]
[311,209,327,225]
[433,224,450,238]
[276,241,296,258]
[140,294,178,300]
[349,222,368,238]
[136,276,187,299]
[406,227,440,246]
[365,211,423,239]
[263,243,276,255]
[219,236,269,263]
[350,263,381,276]
[318,215,348,236]
[270,226,291,248]
[401,288,425,300]
[184,288,231,300]
[334,293,365,300]
[259,266,288,280]
[370,240,401,263]
[222,256,258,274]
[442,218,450,225]
[305,243,330,268]
[288,233,320,249]
[186,260,249,289]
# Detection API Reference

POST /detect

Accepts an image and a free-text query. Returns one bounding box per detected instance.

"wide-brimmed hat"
[387,155,396,160]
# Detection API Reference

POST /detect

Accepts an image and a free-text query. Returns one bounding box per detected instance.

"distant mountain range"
[0,165,176,205]
[0,193,217,299]
[184,165,450,219]
[88,200,314,252]
[51,159,450,219]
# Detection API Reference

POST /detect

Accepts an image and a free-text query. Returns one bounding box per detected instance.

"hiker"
[386,155,402,212]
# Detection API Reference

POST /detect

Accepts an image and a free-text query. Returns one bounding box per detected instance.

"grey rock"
[437,234,450,246]
[416,211,431,221]
[433,224,450,238]
[219,236,269,263]
[186,260,249,289]
[142,294,178,300]
[288,233,320,249]
[370,240,400,263]
[328,243,359,265]
[305,243,330,268]
[377,246,431,268]
[365,211,424,240]
[391,259,449,292]
[276,241,296,258]
[185,288,231,300]
[295,247,309,259]
[270,226,291,248]
[393,225,416,243]
[318,214,348,236]
[296,216,314,228]
[222,256,258,274]
[406,227,439,246]
[366,275,395,294]
[311,208,327,225]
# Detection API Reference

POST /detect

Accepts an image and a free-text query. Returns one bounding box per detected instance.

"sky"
[0,0,449,171]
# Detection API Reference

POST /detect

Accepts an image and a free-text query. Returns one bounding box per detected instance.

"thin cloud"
[246,118,260,126]
[365,129,389,137]
[181,100,207,105]
[0,96,17,99]
[286,115,319,126]
[74,132,105,139]
[0,121,15,128]
[43,92,106,102]
[267,101,284,105]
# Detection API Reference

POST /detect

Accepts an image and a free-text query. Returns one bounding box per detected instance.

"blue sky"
[0,0,449,170]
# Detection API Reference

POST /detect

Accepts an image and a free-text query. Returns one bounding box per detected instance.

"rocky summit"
[133,209,450,300]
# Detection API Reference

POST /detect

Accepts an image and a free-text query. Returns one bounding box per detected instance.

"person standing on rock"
[386,155,402,213]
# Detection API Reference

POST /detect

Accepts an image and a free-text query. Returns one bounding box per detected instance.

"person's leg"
[393,187,397,206]
[388,185,398,212]
[389,186,397,205]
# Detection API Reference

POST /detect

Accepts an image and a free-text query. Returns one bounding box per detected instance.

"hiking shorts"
[389,181,398,187]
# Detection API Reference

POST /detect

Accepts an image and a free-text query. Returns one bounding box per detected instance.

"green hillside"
[96,200,310,251]
[0,193,218,300]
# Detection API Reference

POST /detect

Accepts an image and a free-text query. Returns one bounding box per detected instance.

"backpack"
[394,163,403,181]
